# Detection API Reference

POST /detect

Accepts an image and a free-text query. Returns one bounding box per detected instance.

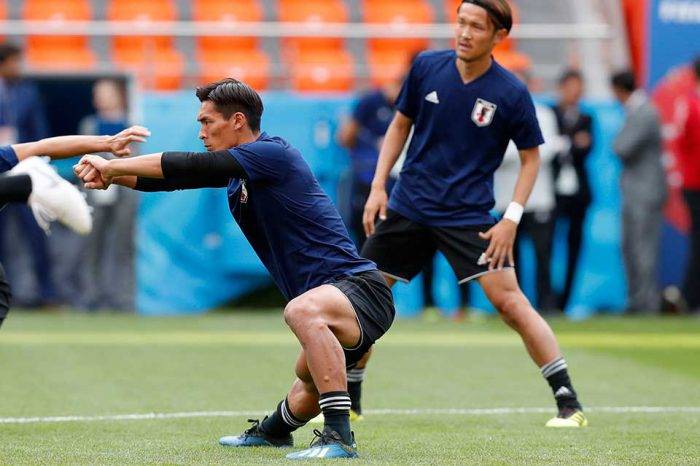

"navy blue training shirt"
[227,132,376,300]
[0,145,18,173]
[390,50,544,227]
[349,90,394,184]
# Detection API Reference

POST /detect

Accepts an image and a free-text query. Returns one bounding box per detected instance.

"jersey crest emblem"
[240,180,248,204]
[471,98,497,127]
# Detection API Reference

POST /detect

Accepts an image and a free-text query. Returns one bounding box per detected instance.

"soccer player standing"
[361,0,586,427]
[75,79,395,459]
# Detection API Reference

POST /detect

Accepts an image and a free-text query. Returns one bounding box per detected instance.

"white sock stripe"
[540,357,565,373]
[541,358,567,376]
[280,402,305,427]
[347,371,365,382]
[320,401,352,409]
[319,396,351,405]
[542,362,568,378]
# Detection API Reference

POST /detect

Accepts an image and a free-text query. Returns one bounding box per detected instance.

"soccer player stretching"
[75,79,395,459]
[0,126,149,327]
[360,0,586,427]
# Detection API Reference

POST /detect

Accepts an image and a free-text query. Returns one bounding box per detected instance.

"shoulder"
[490,61,529,97]
[412,50,454,73]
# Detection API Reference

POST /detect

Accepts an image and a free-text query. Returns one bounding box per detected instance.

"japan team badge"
[471,98,497,127]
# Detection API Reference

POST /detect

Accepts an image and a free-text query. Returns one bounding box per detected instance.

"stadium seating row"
[1,0,531,91]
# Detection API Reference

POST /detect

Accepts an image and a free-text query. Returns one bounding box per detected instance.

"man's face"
[197,101,241,151]
[454,3,504,62]
[559,77,584,106]
[0,55,22,81]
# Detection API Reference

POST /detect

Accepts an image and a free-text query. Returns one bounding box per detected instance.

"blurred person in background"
[495,69,560,312]
[550,69,594,311]
[611,71,667,314]
[0,42,55,308]
[674,58,700,315]
[77,78,135,311]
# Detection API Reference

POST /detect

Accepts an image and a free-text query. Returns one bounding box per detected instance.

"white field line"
[0,406,698,425]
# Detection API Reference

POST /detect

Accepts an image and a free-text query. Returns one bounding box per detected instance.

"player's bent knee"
[492,291,528,318]
[284,299,324,331]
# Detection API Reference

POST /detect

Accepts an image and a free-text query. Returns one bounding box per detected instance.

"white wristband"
[503,202,524,224]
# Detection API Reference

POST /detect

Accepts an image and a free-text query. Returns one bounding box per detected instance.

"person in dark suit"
[551,69,594,311]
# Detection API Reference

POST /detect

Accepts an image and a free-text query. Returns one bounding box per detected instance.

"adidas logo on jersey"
[554,386,573,398]
[425,91,440,104]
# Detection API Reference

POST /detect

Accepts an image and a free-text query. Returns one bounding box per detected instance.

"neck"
[455,53,493,84]
[238,130,260,146]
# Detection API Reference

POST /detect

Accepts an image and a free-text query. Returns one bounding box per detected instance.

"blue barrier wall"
[137,92,625,317]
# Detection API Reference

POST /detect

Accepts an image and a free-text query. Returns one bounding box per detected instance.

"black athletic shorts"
[330,270,395,369]
[361,209,513,284]
[0,262,12,325]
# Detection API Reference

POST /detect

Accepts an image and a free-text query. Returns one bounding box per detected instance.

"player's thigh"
[433,225,513,284]
[360,209,436,283]
[285,284,361,349]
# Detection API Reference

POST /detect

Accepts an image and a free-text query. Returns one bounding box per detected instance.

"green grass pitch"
[0,311,698,464]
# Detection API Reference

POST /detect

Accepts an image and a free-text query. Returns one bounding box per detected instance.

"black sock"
[319,391,353,445]
[260,398,306,438]
[541,357,582,411]
[347,368,365,414]
[0,175,32,203]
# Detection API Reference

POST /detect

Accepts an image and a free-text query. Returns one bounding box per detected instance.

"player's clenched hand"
[74,155,112,190]
[107,125,150,157]
[479,219,518,271]
[363,187,388,237]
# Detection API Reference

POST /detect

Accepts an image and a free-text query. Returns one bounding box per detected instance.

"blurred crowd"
[0,39,698,316]
[0,42,135,311]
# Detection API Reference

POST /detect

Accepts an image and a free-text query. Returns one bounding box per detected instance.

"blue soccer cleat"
[219,418,293,448]
[286,428,358,460]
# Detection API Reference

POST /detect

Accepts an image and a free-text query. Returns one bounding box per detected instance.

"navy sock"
[347,368,365,414]
[260,398,306,438]
[541,357,582,411]
[319,391,353,445]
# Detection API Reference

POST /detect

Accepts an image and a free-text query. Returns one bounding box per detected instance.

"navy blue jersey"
[350,90,394,184]
[390,50,544,227]
[227,132,376,300]
[0,145,18,173]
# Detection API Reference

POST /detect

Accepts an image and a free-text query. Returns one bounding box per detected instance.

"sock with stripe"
[346,368,365,414]
[260,398,306,438]
[541,357,582,411]
[319,391,353,445]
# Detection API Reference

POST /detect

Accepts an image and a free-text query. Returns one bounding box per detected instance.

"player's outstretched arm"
[363,111,413,236]
[12,126,150,161]
[479,146,541,270]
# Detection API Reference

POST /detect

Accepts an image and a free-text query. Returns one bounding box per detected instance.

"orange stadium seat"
[108,0,183,90]
[23,0,95,70]
[278,0,348,54]
[0,1,6,41]
[107,0,178,53]
[289,48,354,92]
[193,0,263,52]
[363,0,434,86]
[198,48,271,91]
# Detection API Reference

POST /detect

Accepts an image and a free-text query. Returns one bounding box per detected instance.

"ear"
[231,112,247,131]
[493,28,508,45]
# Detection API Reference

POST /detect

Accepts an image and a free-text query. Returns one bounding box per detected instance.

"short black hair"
[694,56,700,80]
[558,68,583,86]
[459,0,513,33]
[195,78,263,132]
[610,70,637,93]
[0,42,22,64]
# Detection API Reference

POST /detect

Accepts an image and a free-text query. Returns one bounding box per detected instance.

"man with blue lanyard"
[361,0,587,427]
[0,125,149,328]
[75,79,396,459]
